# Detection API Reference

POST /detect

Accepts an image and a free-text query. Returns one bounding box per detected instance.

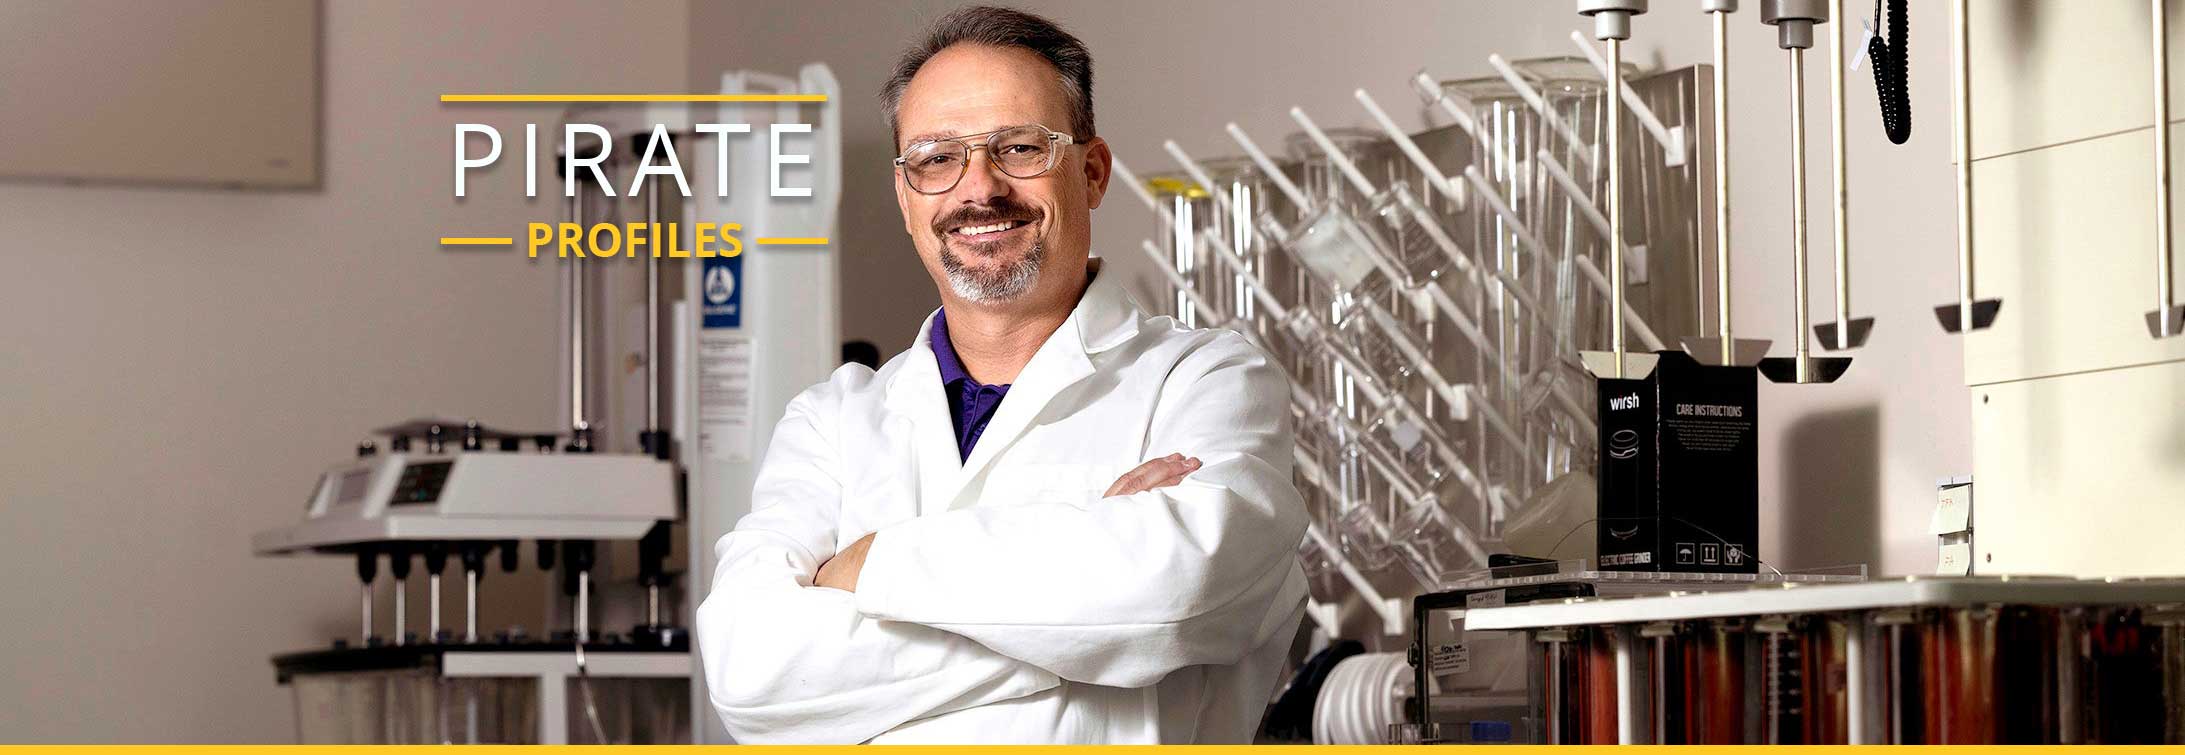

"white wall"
[689,0,1972,576]
[0,1,686,742]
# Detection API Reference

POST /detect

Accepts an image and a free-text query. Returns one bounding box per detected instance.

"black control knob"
[637,522,671,588]
[640,430,671,460]
[426,424,447,454]
[458,542,489,581]
[497,540,520,572]
[536,539,558,571]
[533,434,557,453]
[462,421,484,451]
[498,437,521,452]
[424,543,449,576]
[561,541,597,597]
[355,550,378,584]
[357,440,377,458]
[388,544,413,581]
[390,435,412,452]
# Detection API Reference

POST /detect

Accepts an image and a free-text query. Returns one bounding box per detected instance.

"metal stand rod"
[575,570,592,644]
[392,577,407,646]
[567,181,590,443]
[647,585,661,628]
[1951,0,1975,332]
[2154,0,2179,337]
[1713,4,1737,362]
[1791,46,1812,379]
[359,582,373,644]
[428,574,442,641]
[465,570,479,644]
[1608,36,1628,377]
[1828,0,1853,346]
[645,177,663,430]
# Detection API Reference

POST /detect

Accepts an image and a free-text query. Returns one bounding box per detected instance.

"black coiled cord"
[1870,0,1912,144]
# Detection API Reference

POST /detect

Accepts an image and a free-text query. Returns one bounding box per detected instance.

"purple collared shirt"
[930,310,1010,461]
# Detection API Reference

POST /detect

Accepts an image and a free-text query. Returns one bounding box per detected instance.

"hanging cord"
[574,637,611,743]
[1870,0,1913,144]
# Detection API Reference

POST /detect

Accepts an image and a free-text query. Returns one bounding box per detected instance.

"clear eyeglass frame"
[894,124,1077,195]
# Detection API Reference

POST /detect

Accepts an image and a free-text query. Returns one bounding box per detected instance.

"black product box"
[1595,350,1758,573]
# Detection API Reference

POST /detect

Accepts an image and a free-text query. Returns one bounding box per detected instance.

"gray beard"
[940,238,1044,303]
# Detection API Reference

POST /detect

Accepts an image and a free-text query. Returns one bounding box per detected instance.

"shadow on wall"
[1775,404,1883,573]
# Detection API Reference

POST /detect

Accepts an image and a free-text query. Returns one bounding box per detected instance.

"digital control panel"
[389,461,453,506]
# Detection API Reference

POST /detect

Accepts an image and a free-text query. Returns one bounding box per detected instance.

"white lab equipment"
[680,63,845,745]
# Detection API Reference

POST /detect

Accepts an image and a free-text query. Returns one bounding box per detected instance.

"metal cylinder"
[1762,0,1827,50]
[648,585,661,628]
[392,577,407,646]
[1578,0,1648,40]
[464,569,479,644]
[428,573,442,641]
[576,570,592,644]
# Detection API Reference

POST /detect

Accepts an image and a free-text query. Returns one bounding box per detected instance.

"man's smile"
[950,219,1031,243]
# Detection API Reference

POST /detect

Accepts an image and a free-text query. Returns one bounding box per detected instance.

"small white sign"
[1465,589,1506,609]
[1937,542,1973,576]
[698,332,755,462]
[1429,642,1471,675]
[1931,483,1973,535]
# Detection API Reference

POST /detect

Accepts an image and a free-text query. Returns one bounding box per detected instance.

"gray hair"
[880,5,1095,147]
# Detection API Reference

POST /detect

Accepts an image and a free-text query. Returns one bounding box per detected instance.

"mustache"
[932,199,1042,238]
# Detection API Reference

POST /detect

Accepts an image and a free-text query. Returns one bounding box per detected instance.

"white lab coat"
[695,261,1309,744]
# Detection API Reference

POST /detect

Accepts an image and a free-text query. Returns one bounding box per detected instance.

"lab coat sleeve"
[852,332,1310,688]
[695,380,1059,744]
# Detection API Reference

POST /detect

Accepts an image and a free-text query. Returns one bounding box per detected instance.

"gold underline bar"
[440,237,513,246]
[756,237,831,246]
[441,93,828,103]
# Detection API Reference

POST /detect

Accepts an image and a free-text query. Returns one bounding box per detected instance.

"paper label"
[1464,589,1506,609]
[1429,642,1471,675]
[1937,541,1973,576]
[698,332,754,462]
[1931,483,1973,535]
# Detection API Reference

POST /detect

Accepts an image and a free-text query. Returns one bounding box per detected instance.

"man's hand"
[1104,453,1201,497]
[811,455,1197,592]
[815,532,874,592]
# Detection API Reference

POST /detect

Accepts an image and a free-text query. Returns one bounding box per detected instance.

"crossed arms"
[694,335,1306,743]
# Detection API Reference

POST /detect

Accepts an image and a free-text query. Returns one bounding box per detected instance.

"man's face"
[893,44,1109,307]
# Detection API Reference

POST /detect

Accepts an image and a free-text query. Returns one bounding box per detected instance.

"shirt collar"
[928,308,984,387]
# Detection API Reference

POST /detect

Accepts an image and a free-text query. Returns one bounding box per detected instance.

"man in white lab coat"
[695,5,1308,744]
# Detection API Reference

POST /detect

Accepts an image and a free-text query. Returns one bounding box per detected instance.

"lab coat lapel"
[947,260,1142,509]
[882,311,967,518]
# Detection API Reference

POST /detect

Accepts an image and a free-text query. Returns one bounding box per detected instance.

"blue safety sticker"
[701,254,743,329]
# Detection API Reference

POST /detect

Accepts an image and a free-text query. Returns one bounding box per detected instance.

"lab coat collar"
[882,256,1142,512]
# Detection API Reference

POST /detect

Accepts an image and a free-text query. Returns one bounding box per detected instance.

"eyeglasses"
[894,124,1076,195]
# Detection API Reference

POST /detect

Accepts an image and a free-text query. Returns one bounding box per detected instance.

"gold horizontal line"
[756,237,830,246]
[440,93,828,103]
[440,237,513,246]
